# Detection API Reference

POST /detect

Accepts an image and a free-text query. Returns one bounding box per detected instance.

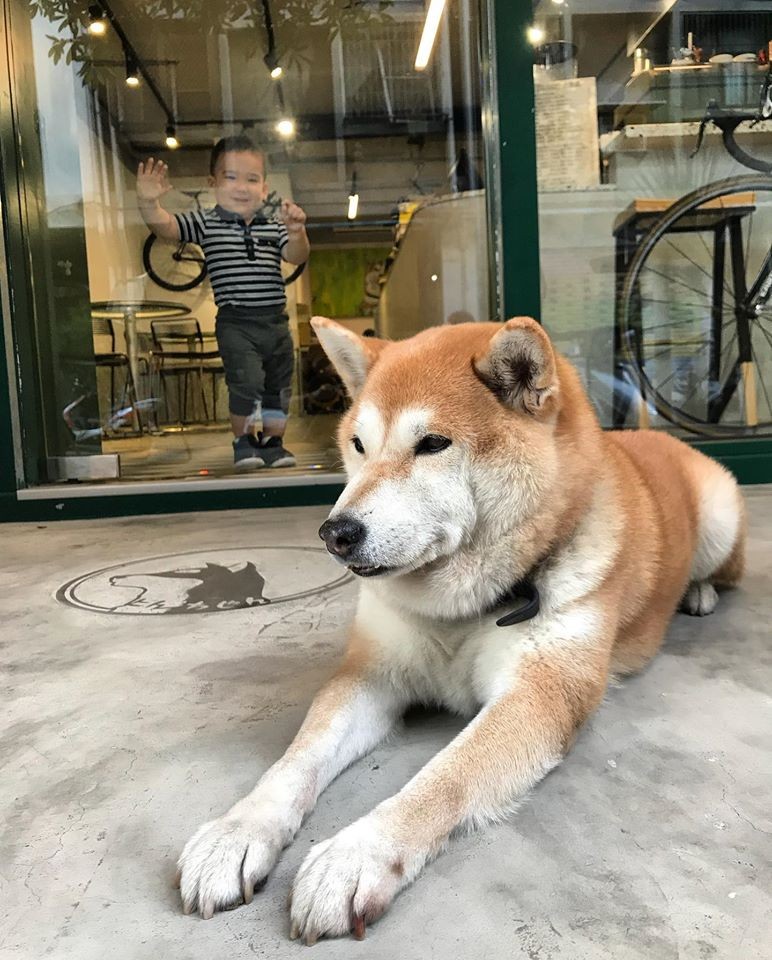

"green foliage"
[28,0,394,87]
[310,246,390,319]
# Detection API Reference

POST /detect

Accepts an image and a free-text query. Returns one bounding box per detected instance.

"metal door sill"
[16,472,344,500]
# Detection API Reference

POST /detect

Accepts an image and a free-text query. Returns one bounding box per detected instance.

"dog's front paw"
[177,806,287,918]
[289,817,412,944]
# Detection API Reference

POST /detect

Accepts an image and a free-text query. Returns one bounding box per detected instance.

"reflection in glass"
[8,0,493,485]
[532,0,772,437]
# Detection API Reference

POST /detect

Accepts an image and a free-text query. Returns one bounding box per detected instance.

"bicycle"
[142,189,306,292]
[617,63,772,436]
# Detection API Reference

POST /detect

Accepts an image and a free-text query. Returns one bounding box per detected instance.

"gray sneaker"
[233,434,266,471]
[258,434,297,468]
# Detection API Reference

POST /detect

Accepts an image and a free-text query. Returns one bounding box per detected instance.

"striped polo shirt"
[174,204,289,310]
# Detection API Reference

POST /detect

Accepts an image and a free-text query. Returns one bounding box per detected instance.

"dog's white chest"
[357,588,533,714]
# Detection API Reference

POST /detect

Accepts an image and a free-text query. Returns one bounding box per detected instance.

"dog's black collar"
[494,578,540,627]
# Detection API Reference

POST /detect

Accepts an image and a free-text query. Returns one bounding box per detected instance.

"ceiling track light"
[91,1,178,137]
[415,0,447,71]
[260,1,283,80]
[264,48,282,79]
[164,123,180,149]
[347,171,359,220]
[125,54,140,87]
[87,4,107,36]
[275,118,295,138]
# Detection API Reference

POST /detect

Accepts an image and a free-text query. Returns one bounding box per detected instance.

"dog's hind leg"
[679,580,719,617]
[709,519,746,588]
[611,590,682,675]
[680,460,745,616]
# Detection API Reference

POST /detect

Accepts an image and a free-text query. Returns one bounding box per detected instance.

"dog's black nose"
[318,516,366,559]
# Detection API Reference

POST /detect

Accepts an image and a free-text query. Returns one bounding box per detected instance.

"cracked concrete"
[1,493,770,959]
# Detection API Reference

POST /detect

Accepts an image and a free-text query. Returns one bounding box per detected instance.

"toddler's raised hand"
[280,199,307,234]
[137,158,172,204]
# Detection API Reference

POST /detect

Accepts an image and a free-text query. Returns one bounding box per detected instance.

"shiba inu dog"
[176,317,745,942]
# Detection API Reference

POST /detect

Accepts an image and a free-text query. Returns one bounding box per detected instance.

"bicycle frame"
[693,65,772,174]
[746,245,772,312]
[705,221,771,425]
[624,69,772,434]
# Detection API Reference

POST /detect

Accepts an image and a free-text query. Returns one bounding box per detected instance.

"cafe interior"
[22,0,491,486]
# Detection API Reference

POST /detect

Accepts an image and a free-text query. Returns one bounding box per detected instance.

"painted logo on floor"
[56,547,352,615]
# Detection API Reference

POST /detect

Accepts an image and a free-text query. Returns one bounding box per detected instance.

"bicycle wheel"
[283,260,306,286]
[620,175,772,437]
[143,234,207,292]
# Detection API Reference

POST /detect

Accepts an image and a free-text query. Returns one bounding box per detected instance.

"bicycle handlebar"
[721,123,772,174]
[692,100,772,174]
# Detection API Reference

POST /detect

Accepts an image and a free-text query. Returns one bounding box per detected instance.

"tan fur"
[331,320,740,675]
[176,317,745,941]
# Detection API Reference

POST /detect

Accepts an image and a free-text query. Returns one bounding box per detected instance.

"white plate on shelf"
[709,54,733,63]
[733,53,757,62]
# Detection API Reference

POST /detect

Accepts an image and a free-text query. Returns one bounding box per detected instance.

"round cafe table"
[90,301,191,430]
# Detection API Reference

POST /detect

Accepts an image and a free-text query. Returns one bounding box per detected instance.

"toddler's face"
[209,150,268,219]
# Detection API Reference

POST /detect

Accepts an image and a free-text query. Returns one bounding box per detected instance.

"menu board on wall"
[535,77,600,191]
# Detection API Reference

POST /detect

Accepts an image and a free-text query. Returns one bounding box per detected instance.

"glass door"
[3,0,498,490]
[531,0,772,439]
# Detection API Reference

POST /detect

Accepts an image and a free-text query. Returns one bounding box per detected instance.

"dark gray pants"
[215,305,294,419]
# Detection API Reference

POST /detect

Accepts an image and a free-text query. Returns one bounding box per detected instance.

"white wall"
[378,190,491,340]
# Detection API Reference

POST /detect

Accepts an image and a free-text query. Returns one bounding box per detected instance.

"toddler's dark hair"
[210,135,266,176]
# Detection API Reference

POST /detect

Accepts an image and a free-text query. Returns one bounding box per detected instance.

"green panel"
[310,247,390,319]
[493,0,541,321]
[0,0,102,490]
[690,438,772,458]
[0,0,42,489]
[717,456,772,485]
[12,2,101,462]
[690,438,772,485]
[0,296,17,495]
[8,0,63,464]
[0,485,344,523]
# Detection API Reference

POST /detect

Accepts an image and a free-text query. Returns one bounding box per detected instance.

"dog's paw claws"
[177,811,285,918]
[289,818,407,943]
[352,913,367,940]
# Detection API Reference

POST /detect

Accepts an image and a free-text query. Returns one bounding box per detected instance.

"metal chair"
[150,318,224,424]
[92,316,147,433]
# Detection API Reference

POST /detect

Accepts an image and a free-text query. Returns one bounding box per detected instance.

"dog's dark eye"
[352,436,365,454]
[416,434,452,455]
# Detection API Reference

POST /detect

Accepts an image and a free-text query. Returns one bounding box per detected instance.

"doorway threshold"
[16,471,344,500]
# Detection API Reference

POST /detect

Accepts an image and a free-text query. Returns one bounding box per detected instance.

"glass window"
[532,1,772,438]
[4,0,495,488]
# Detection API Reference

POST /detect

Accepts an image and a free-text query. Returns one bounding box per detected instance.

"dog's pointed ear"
[473,317,560,417]
[310,316,387,398]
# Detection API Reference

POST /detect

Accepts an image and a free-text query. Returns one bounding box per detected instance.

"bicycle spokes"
[620,178,772,436]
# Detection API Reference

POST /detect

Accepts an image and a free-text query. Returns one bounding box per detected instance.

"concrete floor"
[2,492,771,960]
